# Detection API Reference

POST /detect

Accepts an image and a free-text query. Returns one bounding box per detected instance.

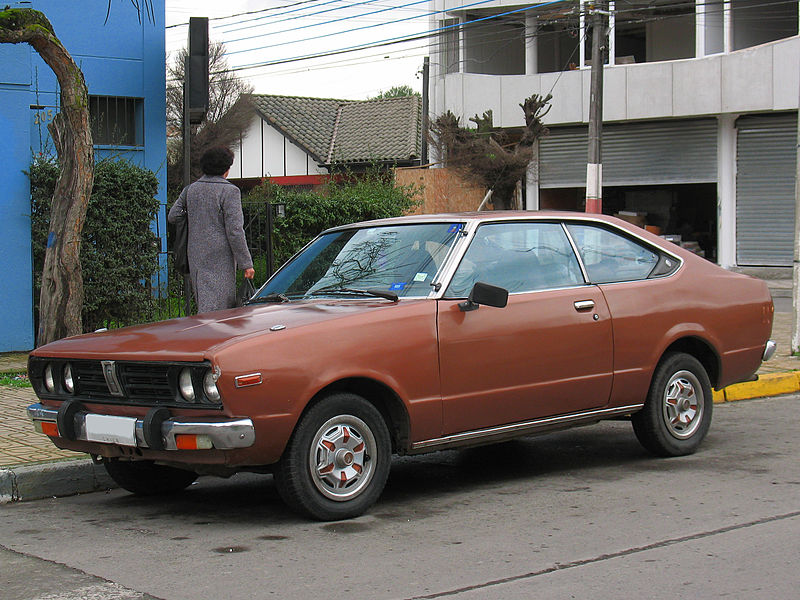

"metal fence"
[149,199,274,322]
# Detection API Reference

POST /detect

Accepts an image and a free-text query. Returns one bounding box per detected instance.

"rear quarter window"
[566,223,660,284]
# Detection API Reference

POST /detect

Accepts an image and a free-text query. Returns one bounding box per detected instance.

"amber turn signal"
[175,434,213,450]
[40,421,59,437]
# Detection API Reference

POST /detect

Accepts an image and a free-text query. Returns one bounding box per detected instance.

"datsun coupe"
[28,212,776,520]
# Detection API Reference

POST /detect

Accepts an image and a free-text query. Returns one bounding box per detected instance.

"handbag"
[236,278,256,307]
[173,215,190,275]
[173,187,190,275]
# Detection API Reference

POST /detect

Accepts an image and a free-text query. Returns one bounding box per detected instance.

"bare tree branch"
[167,42,254,192]
[429,94,552,210]
[105,0,155,25]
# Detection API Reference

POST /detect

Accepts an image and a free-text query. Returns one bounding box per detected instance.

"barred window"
[89,96,144,146]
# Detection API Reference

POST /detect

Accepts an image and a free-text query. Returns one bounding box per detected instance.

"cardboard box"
[614,212,646,229]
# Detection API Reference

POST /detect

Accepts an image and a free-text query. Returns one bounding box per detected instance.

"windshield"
[255,223,464,300]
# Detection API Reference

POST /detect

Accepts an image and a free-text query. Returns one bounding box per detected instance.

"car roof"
[323,210,628,233]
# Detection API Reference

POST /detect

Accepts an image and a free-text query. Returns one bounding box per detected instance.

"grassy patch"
[0,371,31,388]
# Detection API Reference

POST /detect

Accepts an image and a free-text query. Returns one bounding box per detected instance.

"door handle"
[574,300,595,311]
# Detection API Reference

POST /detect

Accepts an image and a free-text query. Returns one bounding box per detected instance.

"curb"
[0,458,116,504]
[713,372,800,403]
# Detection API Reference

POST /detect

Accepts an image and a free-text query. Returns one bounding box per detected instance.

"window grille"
[89,96,144,146]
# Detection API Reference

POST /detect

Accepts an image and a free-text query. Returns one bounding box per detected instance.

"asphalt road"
[1,396,798,600]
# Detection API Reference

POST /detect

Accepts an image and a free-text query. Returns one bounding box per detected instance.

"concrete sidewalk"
[2,311,799,504]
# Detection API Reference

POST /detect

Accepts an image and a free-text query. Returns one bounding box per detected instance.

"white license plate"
[85,414,137,447]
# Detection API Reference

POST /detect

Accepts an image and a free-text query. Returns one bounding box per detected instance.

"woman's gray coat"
[168,175,253,313]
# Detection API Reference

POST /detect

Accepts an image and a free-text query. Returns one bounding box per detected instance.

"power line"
[220,0,390,34]
[198,0,796,84]
[225,1,568,68]
[224,0,563,56]
[223,0,434,46]
[166,0,323,29]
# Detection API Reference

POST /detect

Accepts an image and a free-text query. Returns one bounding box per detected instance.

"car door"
[437,221,614,435]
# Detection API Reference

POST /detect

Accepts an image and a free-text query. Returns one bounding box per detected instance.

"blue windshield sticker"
[448,224,463,234]
[390,282,406,291]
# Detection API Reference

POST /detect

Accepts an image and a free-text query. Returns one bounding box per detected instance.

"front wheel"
[103,459,198,496]
[275,393,391,520]
[632,352,713,457]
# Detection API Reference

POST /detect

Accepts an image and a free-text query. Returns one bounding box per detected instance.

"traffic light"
[187,17,208,125]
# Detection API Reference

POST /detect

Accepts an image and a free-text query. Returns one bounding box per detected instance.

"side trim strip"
[409,404,644,453]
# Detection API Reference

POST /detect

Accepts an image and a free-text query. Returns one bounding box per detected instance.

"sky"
[165,0,433,100]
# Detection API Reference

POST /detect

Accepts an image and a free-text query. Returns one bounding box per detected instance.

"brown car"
[28,212,775,520]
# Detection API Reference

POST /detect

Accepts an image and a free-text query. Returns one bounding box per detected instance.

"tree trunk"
[0,8,94,345]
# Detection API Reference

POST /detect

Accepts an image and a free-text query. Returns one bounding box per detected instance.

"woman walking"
[169,146,254,313]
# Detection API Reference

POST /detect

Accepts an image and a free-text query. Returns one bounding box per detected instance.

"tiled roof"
[328,95,421,164]
[251,94,421,166]
[251,95,343,163]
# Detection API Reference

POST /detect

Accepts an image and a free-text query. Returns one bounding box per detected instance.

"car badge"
[101,360,125,397]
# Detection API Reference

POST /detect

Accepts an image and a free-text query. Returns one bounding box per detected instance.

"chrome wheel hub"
[662,370,704,439]
[309,415,376,501]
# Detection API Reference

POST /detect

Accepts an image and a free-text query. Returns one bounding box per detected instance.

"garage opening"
[539,183,718,262]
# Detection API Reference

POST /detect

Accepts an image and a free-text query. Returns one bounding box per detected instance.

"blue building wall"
[0,1,166,351]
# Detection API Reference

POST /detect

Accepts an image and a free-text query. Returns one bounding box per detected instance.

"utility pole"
[181,17,209,315]
[791,65,800,353]
[182,57,192,189]
[421,56,430,165]
[181,55,192,316]
[585,2,607,214]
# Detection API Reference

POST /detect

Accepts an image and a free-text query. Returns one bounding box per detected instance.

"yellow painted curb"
[720,372,800,402]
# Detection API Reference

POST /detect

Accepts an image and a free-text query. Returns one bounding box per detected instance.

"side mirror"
[458,282,509,312]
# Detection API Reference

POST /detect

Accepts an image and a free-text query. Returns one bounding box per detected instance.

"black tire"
[103,459,198,496]
[275,393,391,521]
[632,352,713,457]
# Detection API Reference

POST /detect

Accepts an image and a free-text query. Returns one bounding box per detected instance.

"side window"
[566,224,659,283]
[445,222,584,297]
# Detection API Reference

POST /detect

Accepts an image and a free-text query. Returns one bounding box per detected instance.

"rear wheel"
[275,393,391,521]
[632,352,713,457]
[103,459,198,495]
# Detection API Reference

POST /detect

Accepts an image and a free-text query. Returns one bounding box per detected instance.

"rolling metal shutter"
[736,113,798,267]
[539,119,717,188]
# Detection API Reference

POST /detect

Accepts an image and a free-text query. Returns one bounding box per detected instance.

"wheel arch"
[303,377,411,455]
[660,336,721,389]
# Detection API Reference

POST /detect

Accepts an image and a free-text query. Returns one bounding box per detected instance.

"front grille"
[72,361,109,398]
[30,357,221,409]
[118,363,173,401]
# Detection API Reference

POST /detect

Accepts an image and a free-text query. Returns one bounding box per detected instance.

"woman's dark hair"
[200,146,235,176]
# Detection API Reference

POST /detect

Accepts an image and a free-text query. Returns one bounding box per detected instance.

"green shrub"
[245,169,420,268]
[30,156,161,333]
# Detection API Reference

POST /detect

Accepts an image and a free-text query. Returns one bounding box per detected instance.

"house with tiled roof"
[229,94,421,188]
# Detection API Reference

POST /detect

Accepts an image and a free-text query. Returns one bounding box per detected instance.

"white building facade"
[430,0,799,268]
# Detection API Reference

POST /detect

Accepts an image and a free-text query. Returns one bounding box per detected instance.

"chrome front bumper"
[27,403,255,451]
[763,340,777,362]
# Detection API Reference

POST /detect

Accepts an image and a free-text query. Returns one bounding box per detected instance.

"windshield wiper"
[308,287,399,302]
[248,292,290,304]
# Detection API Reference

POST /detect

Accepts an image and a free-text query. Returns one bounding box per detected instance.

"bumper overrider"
[27,400,256,451]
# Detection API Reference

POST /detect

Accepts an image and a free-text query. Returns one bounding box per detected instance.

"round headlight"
[203,370,221,403]
[44,364,55,393]
[178,368,195,402]
[63,363,75,394]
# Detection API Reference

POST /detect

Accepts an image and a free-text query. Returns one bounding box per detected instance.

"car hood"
[32,299,408,362]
